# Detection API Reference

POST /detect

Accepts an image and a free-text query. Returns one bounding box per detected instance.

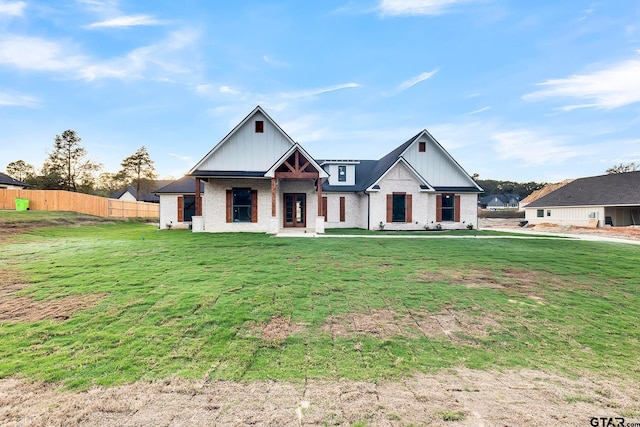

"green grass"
[1,211,639,389]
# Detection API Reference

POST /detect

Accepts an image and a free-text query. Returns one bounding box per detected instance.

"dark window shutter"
[436,195,443,222]
[322,196,327,222]
[386,194,393,223]
[177,196,184,222]
[226,190,232,223]
[251,190,258,222]
[339,196,345,222]
[406,194,412,223]
[454,195,461,222]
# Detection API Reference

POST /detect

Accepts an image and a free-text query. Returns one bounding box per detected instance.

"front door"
[283,193,306,227]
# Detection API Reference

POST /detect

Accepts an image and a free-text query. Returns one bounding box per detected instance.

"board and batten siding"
[403,137,474,188]
[198,111,293,172]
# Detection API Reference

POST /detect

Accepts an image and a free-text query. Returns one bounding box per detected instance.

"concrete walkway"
[276,228,640,245]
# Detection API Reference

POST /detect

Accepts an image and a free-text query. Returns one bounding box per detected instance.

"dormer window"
[338,165,347,182]
[255,120,264,133]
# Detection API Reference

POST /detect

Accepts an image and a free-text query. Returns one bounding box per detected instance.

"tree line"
[5,130,156,200]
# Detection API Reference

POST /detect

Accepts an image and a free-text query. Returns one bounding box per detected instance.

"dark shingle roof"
[0,172,28,187]
[526,171,640,208]
[156,176,204,194]
[110,180,173,202]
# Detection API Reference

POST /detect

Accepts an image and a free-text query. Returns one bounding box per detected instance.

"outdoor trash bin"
[15,198,29,211]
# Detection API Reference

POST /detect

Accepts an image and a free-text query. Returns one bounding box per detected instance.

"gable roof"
[526,171,640,208]
[0,172,28,188]
[189,106,296,176]
[323,130,482,193]
[156,176,204,194]
[265,143,329,179]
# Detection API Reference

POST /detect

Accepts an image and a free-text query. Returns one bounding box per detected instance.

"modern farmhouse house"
[159,106,482,233]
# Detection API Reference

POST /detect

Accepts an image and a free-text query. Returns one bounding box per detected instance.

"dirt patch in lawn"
[323,308,501,343]
[251,315,306,345]
[1,368,638,426]
[0,270,104,322]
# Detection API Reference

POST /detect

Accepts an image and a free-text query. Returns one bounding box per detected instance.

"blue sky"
[1,0,639,183]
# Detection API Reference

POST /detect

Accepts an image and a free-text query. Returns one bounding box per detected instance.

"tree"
[606,162,638,174]
[5,160,36,182]
[46,130,101,192]
[118,146,157,201]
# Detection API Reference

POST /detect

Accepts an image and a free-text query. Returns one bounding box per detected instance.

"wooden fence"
[0,189,159,218]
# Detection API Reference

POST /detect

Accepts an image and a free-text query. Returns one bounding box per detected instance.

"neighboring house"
[179,106,482,233]
[479,193,521,209]
[111,180,172,203]
[156,176,204,229]
[524,171,640,227]
[518,179,573,211]
[0,172,28,189]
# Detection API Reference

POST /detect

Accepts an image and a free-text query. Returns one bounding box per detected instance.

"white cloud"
[397,70,438,92]
[220,85,239,95]
[0,0,25,16]
[490,130,582,166]
[0,29,199,81]
[0,35,86,72]
[378,0,475,16]
[86,14,163,28]
[0,91,38,107]
[523,55,640,110]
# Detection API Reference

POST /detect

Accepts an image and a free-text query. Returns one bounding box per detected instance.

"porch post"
[271,178,276,217]
[317,178,323,216]
[195,178,202,216]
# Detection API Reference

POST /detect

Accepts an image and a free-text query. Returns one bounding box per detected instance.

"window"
[537,209,544,218]
[338,165,347,182]
[441,193,455,221]
[255,120,264,133]
[547,210,551,217]
[233,189,252,222]
[392,194,406,222]
[418,141,426,152]
[183,196,196,222]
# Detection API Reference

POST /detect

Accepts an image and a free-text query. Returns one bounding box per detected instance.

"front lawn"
[1,212,639,389]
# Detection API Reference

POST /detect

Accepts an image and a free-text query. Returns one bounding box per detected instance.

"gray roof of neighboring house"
[110,180,173,202]
[480,193,521,205]
[155,176,204,194]
[526,171,640,208]
[0,172,28,187]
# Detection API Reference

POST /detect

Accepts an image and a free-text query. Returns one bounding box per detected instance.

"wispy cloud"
[523,54,640,110]
[378,0,476,16]
[465,106,490,115]
[86,14,164,28]
[280,83,360,99]
[397,70,438,92]
[0,91,38,107]
[168,153,190,161]
[0,0,26,16]
[491,130,582,166]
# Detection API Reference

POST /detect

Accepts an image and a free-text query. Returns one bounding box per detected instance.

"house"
[170,106,482,233]
[111,180,173,203]
[156,176,204,229]
[479,193,521,209]
[523,171,640,227]
[0,172,28,189]
[518,179,573,211]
